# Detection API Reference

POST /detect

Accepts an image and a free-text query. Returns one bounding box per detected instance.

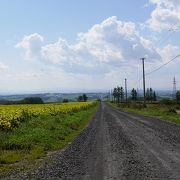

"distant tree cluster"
[176,90,180,104]
[146,88,156,102]
[112,86,124,103]
[0,97,44,105]
[62,99,69,103]
[78,94,88,102]
[131,88,138,101]
[21,97,44,104]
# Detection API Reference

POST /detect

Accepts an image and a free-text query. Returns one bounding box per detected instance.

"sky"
[0,0,180,94]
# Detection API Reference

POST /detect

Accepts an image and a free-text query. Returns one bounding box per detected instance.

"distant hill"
[0,90,173,104]
[0,93,109,103]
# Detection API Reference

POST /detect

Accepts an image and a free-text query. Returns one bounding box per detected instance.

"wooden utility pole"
[141,58,146,107]
[125,78,127,102]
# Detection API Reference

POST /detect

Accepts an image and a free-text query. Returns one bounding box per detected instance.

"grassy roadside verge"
[0,102,99,177]
[109,102,180,124]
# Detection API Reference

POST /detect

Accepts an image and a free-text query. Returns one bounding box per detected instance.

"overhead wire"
[145,54,180,76]
[131,22,180,88]
[132,54,180,88]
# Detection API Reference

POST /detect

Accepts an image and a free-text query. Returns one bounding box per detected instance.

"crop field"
[0,102,95,130]
[0,101,98,176]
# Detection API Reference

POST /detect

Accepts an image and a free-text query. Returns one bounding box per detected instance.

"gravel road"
[5,102,180,179]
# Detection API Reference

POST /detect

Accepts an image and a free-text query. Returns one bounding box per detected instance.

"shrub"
[168,107,177,114]
[63,99,69,103]
[21,97,44,104]
[160,99,175,105]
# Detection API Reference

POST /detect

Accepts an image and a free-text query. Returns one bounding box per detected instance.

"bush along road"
[4,102,180,179]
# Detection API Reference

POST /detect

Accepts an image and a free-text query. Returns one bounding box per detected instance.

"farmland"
[0,102,95,130]
[0,101,98,176]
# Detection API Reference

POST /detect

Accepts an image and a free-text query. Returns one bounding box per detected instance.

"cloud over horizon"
[16,16,162,75]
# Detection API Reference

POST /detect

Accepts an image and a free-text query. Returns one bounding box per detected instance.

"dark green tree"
[150,88,153,102]
[153,91,157,101]
[117,86,121,103]
[63,99,69,103]
[78,96,83,102]
[146,88,150,101]
[22,97,43,104]
[113,87,118,102]
[82,94,88,102]
[112,86,124,103]
[176,90,180,103]
[120,86,124,102]
[131,88,137,101]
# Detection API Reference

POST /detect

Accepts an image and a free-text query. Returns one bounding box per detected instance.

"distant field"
[0,101,99,176]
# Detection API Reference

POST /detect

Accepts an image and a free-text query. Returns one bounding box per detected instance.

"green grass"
[0,102,99,176]
[110,102,180,124]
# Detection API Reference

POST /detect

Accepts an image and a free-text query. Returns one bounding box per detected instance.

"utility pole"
[172,77,176,100]
[125,78,127,102]
[141,58,146,107]
[111,89,113,102]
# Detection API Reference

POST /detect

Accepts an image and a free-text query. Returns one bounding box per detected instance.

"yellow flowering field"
[0,102,95,130]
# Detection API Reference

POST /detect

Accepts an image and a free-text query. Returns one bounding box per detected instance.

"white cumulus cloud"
[148,0,180,31]
[16,17,162,76]
[40,16,161,75]
[16,33,44,60]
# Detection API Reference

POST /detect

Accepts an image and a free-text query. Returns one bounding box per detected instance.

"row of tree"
[112,86,124,103]
[112,86,157,102]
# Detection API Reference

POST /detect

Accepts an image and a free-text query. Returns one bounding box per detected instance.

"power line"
[145,54,180,76]
[155,22,179,47]
[132,54,180,87]
[132,76,142,87]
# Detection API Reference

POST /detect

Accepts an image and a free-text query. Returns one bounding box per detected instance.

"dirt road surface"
[5,102,180,179]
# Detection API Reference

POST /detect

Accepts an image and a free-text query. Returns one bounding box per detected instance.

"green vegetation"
[0,102,99,176]
[0,97,44,105]
[110,102,180,124]
[77,93,88,102]
[0,102,95,130]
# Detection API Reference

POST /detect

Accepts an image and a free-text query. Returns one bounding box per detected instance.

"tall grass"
[110,102,180,124]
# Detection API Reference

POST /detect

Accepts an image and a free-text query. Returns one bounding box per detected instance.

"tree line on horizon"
[111,85,180,104]
[112,86,157,103]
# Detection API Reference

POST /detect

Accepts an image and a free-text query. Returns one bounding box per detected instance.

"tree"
[78,96,83,102]
[63,99,69,103]
[22,97,43,104]
[112,86,124,103]
[131,88,137,101]
[113,87,118,102]
[176,90,180,103]
[82,94,88,102]
[117,86,121,103]
[153,91,157,101]
[150,88,153,102]
[146,88,150,101]
[146,88,155,102]
[120,86,124,102]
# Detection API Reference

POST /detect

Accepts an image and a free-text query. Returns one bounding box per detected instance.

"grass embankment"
[0,102,99,176]
[110,102,180,124]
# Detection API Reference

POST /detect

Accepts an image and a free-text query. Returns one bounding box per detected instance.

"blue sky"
[0,0,180,93]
